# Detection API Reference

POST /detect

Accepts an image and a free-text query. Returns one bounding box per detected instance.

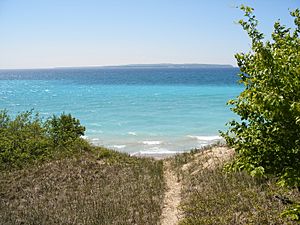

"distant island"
[99,63,234,69]
[0,63,235,71]
[50,63,235,70]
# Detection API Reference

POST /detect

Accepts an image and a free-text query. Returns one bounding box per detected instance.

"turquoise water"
[0,68,242,155]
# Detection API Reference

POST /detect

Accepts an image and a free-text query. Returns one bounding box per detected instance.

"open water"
[0,67,242,155]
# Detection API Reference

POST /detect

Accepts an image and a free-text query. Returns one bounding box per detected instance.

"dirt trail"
[161,160,182,225]
[160,147,234,225]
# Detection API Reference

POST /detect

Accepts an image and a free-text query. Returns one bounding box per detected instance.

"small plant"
[281,204,300,222]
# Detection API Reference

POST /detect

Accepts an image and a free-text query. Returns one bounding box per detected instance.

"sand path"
[161,160,182,225]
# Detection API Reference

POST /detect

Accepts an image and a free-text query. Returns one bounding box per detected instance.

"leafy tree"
[221,6,300,187]
[46,113,85,147]
[221,6,300,221]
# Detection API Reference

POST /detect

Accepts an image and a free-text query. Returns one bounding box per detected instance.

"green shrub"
[0,110,86,169]
[281,204,300,222]
[0,110,48,168]
[46,113,85,147]
[221,6,300,188]
[221,6,300,221]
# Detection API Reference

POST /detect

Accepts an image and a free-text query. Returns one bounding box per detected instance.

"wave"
[141,140,162,145]
[187,135,222,141]
[91,138,100,141]
[88,129,103,134]
[109,145,126,149]
[90,122,102,127]
[131,147,180,156]
[128,132,137,136]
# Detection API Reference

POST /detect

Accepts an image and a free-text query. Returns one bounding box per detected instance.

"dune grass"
[0,147,164,225]
[1,141,300,225]
[171,147,300,225]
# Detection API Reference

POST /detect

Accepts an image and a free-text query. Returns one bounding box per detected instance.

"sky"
[0,0,299,69]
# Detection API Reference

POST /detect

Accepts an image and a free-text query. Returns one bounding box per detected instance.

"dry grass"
[171,146,300,225]
[2,144,299,225]
[0,148,164,225]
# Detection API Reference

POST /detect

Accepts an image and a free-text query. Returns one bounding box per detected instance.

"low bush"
[0,110,87,169]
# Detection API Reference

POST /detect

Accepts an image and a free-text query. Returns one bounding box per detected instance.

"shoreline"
[85,135,225,158]
[87,137,227,160]
[130,152,178,160]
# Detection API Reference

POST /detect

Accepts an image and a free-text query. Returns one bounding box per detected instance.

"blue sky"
[0,0,298,69]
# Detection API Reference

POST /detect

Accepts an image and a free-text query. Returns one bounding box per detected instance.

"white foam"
[187,135,222,141]
[128,132,137,136]
[91,138,100,141]
[131,148,180,156]
[89,129,103,133]
[142,141,162,145]
[110,145,126,149]
[90,123,102,127]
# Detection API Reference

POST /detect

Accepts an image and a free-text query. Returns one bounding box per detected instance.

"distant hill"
[0,64,235,71]
[102,63,234,69]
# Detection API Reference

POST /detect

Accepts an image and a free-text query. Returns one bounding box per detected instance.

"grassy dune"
[1,145,299,224]
[171,146,300,225]
[0,148,164,225]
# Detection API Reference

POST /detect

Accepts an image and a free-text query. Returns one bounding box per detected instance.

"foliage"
[281,204,300,222]
[0,110,86,169]
[221,6,300,190]
[46,113,85,147]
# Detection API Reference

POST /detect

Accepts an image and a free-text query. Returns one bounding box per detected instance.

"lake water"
[0,67,242,155]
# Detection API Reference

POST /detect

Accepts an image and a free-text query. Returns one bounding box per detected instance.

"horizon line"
[0,63,236,70]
